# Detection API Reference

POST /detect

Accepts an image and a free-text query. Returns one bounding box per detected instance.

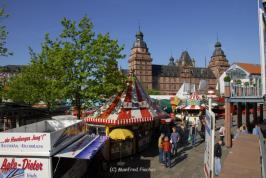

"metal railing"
[231,83,263,97]
[259,129,266,178]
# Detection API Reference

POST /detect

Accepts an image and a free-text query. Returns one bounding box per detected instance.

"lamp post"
[189,69,193,94]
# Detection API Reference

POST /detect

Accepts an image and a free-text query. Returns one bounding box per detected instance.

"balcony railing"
[230,83,262,97]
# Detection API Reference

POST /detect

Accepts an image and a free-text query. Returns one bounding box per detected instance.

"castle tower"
[208,41,230,79]
[128,30,152,91]
[177,51,194,78]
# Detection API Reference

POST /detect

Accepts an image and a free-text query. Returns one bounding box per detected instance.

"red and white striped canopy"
[84,77,168,126]
[182,105,205,110]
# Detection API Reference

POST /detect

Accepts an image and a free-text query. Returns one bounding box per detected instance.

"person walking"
[170,127,180,156]
[162,136,171,168]
[200,120,205,141]
[252,124,260,136]
[191,122,197,146]
[219,126,225,145]
[158,133,165,164]
[214,140,222,176]
[241,124,248,134]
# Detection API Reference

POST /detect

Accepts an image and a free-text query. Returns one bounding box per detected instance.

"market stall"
[0,120,107,178]
[181,92,205,125]
[84,75,168,160]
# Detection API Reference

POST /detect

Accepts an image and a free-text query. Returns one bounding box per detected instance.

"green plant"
[244,82,249,86]
[224,75,231,82]
[236,80,242,85]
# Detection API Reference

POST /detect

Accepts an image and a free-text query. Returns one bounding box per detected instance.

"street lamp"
[189,69,193,94]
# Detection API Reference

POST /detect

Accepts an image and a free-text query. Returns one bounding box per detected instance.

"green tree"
[6,68,39,105]
[58,16,125,118]
[5,16,126,117]
[147,89,160,95]
[6,35,64,111]
[0,7,11,56]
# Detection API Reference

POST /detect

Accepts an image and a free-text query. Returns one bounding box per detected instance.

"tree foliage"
[0,7,11,56]
[6,16,126,116]
[147,89,160,95]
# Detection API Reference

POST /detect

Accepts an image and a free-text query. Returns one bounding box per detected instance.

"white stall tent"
[0,119,107,178]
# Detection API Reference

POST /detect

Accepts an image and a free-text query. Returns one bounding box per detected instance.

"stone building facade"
[128,31,230,95]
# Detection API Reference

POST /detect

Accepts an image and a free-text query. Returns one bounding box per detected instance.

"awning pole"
[106,126,109,136]
[53,157,61,174]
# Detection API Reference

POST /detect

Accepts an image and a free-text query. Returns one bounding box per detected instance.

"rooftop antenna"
[216,33,219,42]
[205,56,207,68]
[170,49,173,57]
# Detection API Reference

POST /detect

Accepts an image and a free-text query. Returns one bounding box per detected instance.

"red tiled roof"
[236,63,261,75]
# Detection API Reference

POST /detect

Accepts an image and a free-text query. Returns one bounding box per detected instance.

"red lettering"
[1,158,17,171]
[22,159,43,171]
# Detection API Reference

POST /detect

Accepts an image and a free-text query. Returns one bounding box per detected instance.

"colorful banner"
[186,99,200,106]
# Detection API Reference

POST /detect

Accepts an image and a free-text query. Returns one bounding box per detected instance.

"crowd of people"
[158,117,206,168]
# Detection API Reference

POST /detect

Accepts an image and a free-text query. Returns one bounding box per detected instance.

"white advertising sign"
[0,133,51,157]
[0,120,87,157]
[204,110,215,178]
[0,157,51,178]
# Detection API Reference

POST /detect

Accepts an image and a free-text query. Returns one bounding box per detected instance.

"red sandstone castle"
[127,30,230,95]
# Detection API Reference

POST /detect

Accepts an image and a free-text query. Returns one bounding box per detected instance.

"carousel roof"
[84,76,168,125]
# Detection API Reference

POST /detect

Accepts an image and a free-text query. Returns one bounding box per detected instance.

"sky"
[0,0,261,69]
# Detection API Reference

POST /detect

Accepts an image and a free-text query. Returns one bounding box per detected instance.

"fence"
[259,129,266,178]
[231,83,263,97]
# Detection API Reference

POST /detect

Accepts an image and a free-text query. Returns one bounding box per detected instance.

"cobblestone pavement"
[100,112,266,178]
[100,118,230,178]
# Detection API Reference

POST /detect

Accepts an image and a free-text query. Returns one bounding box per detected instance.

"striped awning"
[84,77,168,126]
[182,105,205,110]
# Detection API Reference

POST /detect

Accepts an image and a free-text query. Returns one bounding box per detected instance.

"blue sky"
[0,0,261,69]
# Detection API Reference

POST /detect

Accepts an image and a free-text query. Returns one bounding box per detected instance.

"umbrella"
[109,129,134,140]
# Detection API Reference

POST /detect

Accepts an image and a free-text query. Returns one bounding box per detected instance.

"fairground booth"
[179,92,205,125]
[0,120,107,178]
[84,76,168,160]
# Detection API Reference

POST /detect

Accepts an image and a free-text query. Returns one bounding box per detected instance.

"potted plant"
[224,76,231,86]
[236,80,242,85]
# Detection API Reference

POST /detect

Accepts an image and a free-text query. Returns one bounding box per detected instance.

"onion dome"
[132,30,147,48]
[168,56,175,66]
[212,41,225,57]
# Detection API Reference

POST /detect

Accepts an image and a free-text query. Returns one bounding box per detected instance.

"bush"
[236,80,242,85]
[224,75,231,82]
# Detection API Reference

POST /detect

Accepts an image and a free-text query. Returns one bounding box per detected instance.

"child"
[162,136,171,167]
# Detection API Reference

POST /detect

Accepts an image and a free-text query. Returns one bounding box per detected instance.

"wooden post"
[224,82,232,147]
[246,103,251,133]
[260,104,264,124]
[237,102,242,128]
[253,103,258,125]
